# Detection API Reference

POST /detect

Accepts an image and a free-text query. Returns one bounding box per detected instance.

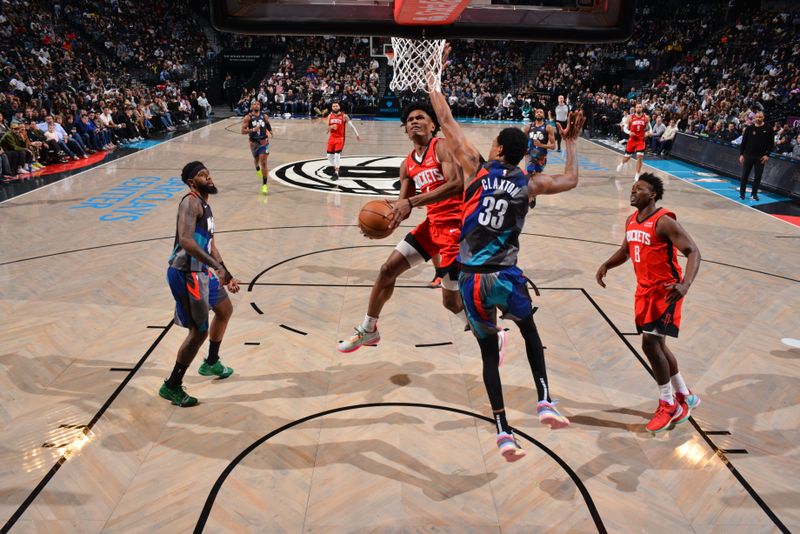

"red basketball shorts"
[327,137,345,154]
[634,284,682,337]
[626,136,646,155]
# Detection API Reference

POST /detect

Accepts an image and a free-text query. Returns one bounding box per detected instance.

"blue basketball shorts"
[459,265,534,339]
[251,139,270,158]
[167,267,227,331]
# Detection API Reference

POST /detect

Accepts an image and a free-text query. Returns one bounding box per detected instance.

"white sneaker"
[337,326,380,353]
[616,162,624,173]
[634,173,640,181]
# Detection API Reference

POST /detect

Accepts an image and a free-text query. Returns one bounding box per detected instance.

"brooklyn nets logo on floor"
[270,156,404,197]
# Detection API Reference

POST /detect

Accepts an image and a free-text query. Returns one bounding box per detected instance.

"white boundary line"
[0,117,236,205]
[587,138,800,231]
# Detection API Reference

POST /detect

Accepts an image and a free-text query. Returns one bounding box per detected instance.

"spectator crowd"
[2,0,798,183]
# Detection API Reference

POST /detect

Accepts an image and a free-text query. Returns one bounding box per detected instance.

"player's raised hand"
[558,111,585,140]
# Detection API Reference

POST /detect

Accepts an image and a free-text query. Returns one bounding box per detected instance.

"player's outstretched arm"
[596,235,630,288]
[428,44,481,180]
[346,115,361,140]
[529,111,585,197]
[657,216,701,303]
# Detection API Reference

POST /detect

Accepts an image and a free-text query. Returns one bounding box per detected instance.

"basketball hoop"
[384,49,395,67]
[389,37,446,94]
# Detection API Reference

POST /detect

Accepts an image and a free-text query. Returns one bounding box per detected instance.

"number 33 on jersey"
[460,160,531,271]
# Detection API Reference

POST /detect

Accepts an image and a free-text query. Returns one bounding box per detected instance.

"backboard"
[210,0,636,43]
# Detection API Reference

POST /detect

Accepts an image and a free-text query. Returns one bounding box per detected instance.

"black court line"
[193,402,606,534]
[2,228,796,285]
[414,342,453,348]
[706,430,732,436]
[775,236,800,238]
[109,367,135,372]
[621,332,640,336]
[147,325,167,329]
[578,288,789,533]
[58,424,88,430]
[244,260,786,531]
[243,342,261,346]
[721,449,749,455]
[1,320,174,532]
[279,324,307,336]
[250,302,264,315]
[247,244,395,291]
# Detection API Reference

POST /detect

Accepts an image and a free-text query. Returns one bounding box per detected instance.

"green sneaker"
[198,359,234,379]
[159,381,198,407]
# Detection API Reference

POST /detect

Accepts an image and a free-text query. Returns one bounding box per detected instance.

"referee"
[554,95,570,151]
[739,112,773,202]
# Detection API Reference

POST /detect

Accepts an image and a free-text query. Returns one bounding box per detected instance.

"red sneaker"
[646,398,683,434]
[673,395,690,425]
[676,390,701,410]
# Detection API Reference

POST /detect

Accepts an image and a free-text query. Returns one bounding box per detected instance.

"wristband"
[219,262,234,280]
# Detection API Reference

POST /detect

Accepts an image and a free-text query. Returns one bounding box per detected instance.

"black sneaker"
[332,170,339,181]
[751,194,760,201]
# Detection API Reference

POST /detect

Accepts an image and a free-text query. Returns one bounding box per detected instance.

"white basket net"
[389,37,446,93]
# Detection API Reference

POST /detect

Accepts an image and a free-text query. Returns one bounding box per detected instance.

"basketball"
[358,200,394,239]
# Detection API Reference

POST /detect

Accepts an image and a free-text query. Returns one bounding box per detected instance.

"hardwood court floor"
[0,117,798,533]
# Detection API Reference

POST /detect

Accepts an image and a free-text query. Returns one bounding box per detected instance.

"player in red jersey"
[337,101,480,353]
[596,173,702,434]
[616,103,652,181]
[324,101,360,181]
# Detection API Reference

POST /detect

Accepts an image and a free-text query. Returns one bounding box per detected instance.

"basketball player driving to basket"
[337,101,506,354]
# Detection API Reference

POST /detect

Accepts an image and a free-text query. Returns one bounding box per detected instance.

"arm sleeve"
[347,119,359,136]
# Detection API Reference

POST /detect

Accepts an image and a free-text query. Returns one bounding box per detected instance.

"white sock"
[327,153,335,166]
[658,382,674,404]
[454,310,470,329]
[361,315,378,332]
[334,152,341,169]
[670,373,690,396]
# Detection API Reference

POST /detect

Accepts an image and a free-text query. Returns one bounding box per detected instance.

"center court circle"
[270,156,404,197]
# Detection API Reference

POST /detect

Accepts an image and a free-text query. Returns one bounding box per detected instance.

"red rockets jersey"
[626,207,682,289]
[405,137,461,224]
[328,112,346,139]
[629,113,649,139]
